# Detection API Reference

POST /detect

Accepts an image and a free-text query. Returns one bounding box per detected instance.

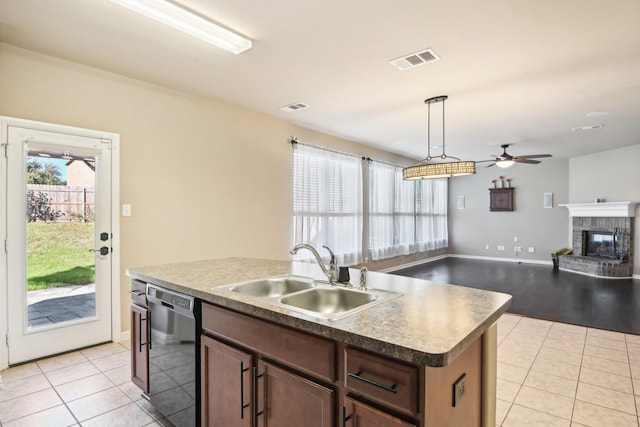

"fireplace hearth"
[559,215,634,277]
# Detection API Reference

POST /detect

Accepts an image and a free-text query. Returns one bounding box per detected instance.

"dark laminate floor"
[392,257,640,335]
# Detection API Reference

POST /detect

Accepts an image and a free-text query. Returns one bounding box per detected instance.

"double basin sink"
[216,275,401,321]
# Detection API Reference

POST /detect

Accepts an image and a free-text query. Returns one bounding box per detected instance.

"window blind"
[292,143,363,265]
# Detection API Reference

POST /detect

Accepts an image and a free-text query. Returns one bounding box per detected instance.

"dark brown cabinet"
[489,187,514,211]
[201,335,253,427]
[201,303,335,427]
[345,346,419,417]
[343,396,416,427]
[130,303,149,393]
[130,279,149,394]
[199,301,483,427]
[259,360,334,427]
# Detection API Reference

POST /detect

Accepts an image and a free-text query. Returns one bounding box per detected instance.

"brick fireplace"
[558,202,636,278]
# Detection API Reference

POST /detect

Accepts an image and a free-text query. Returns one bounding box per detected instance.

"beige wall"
[0,43,422,333]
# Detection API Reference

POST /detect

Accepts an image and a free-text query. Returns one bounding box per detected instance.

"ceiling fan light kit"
[479,144,552,168]
[403,96,476,180]
[496,159,515,168]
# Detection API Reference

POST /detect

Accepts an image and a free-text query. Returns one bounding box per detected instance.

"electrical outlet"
[122,204,132,217]
[514,236,518,243]
[485,244,489,250]
[452,373,466,407]
[514,246,522,252]
[528,247,535,253]
[497,245,505,251]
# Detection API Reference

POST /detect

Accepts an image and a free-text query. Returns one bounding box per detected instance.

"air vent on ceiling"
[571,124,604,132]
[280,102,310,112]
[390,48,440,71]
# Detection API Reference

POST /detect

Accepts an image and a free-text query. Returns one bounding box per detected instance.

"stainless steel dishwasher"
[146,284,200,426]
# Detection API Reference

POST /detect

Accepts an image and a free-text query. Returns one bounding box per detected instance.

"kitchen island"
[127,257,511,427]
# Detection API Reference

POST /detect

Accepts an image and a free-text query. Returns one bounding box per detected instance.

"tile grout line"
[496,315,522,426]
[569,325,586,425]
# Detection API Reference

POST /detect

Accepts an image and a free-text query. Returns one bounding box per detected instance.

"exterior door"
[2,119,117,365]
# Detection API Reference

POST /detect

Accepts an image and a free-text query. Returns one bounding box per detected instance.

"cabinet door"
[130,304,149,393]
[201,335,253,427]
[343,396,416,427]
[257,360,334,427]
[489,188,513,211]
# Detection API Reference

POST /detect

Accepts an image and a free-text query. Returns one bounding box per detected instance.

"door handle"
[342,406,352,427]
[240,362,250,419]
[90,246,111,255]
[252,367,264,426]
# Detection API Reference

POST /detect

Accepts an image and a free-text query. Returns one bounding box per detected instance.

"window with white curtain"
[368,160,448,261]
[292,143,363,265]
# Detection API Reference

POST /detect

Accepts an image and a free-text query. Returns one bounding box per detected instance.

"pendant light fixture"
[403,96,476,180]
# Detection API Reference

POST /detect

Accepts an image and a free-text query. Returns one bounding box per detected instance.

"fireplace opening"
[583,230,615,258]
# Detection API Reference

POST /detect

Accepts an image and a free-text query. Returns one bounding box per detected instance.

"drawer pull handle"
[348,371,397,394]
[128,290,145,296]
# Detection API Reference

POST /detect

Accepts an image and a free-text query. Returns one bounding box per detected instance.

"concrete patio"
[27,284,96,328]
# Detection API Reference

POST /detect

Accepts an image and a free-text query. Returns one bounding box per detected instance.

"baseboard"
[119,330,130,343]
[380,253,553,273]
[378,254,448,273]
[448,254,553,266]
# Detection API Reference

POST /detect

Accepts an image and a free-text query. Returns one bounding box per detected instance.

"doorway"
[0,117,121,367]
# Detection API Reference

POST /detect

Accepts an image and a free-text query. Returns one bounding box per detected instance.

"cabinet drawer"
[343,396,416,427]
[202,302,336,382]
[345,347,419,416]
[129,279,147,307]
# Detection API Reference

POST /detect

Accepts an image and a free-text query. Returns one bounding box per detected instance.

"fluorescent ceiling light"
[110,0,252,54]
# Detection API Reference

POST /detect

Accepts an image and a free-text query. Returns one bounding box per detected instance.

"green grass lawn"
[27,222,95,291]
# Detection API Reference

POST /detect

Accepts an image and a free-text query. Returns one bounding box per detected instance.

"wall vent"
[390,48,440,71]
[571,124,604,132]
[280,102,310,112]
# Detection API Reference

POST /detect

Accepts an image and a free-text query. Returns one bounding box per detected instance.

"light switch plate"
[452,373,466,407]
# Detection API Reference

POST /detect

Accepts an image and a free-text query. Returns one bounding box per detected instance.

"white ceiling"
[1,0,640,162]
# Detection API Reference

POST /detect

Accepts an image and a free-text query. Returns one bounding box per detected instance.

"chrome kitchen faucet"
[290,244,338,284]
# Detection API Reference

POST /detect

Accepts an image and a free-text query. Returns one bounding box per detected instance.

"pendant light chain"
[427,99,432,160]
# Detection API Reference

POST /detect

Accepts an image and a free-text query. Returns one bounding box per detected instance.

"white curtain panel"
[292,144,363,265]
[368,161,448,261]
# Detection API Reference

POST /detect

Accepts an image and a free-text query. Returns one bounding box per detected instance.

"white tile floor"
[496,314,640,427]
[1,314,639,426]
[0,341,171,427]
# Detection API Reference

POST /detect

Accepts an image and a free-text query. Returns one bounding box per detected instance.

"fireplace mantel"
[559,201,638,217]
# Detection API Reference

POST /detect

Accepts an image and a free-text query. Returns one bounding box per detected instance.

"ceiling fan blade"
[515,158,541,164]
[485,162,496,168]
[517,154,552,159]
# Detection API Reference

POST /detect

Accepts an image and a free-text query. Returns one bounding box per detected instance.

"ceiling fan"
[478,144,552,168]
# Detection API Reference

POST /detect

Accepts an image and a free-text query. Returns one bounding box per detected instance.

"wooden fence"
[27,184,95,222]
